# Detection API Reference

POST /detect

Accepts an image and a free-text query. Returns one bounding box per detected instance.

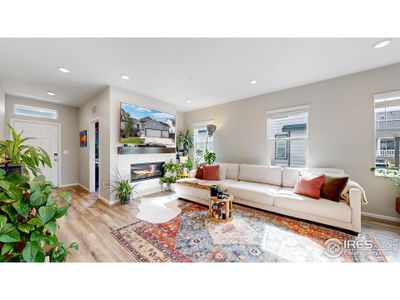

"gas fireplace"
[130,162,164,182]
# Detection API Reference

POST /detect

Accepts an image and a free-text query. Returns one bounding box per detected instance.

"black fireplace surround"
[131,162,164,182]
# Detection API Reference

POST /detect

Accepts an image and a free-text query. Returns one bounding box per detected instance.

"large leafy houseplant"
[176,130,193,155]
[0,124,52,176]
[0,170,78,262]
[195,149,216,166]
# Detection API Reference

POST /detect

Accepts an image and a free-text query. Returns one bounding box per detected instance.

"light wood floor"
[57,186,400,262]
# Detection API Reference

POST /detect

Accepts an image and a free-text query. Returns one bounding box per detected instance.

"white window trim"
[14,104,58,120]
[193,120,214,162]
[373,91,400,176]
[266,105,309,167]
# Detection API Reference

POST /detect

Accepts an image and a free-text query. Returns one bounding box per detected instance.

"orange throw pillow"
[293,172,325,199]
[203,165,220,181]
[195,167,203,179]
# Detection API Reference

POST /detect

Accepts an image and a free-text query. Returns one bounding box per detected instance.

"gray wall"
[184,63,400,219]
[4,94,79,185]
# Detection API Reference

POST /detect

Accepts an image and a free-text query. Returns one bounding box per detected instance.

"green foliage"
[0,124,52,176]
[109,170,138,204]
[0,169,77,262]
[185,157,193,171]
[176,130,193,155]
[195,149,216,166]
[373,160,400,188]
[160,160,182,185]
[120,137,144,144]
[123,118,135,138]
[204,150,216,165]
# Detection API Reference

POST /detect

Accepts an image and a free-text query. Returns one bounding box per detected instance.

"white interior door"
[12,120,59,186]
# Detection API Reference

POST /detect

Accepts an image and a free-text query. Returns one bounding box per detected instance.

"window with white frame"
[193,121,214,163]
[267,106,308,167]
[14,104,58,120]
[374,91,400,174]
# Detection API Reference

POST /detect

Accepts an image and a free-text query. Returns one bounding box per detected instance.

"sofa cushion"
[218,163,240,180]
[217,164,227,180]
[203,165,220,181]
[227,181,280,206]
[321,176,349,202]
[282,168,300,187]
[195,167,203,179]
[274,188,351,223]
[282,167,346,188]
[239,164,282,186]
[293,172,325,199]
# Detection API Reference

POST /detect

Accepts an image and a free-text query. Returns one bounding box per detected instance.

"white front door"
[12,120,59,186]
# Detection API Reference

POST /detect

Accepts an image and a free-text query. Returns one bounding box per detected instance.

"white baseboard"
[362,212,400,223]
[98,195,118,206]
[59,183,80,188]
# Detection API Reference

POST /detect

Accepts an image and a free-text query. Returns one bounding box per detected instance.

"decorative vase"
[396,197,400,214]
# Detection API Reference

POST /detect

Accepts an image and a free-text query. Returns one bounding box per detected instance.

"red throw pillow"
[203,165,220,181]
[195,167,203,179]
[293,172,325,199]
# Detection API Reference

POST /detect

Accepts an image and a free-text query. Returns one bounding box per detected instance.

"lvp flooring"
[57,186,400,262]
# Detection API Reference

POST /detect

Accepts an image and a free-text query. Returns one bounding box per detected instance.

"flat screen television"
[120,102,176,148]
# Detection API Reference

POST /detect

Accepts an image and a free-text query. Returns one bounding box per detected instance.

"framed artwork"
[80,130,87,147]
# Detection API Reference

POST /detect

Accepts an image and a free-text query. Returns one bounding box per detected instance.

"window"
[193,121,214,163]
[374,91,400,174]
[267,106,308,167]
[14,104,58,119]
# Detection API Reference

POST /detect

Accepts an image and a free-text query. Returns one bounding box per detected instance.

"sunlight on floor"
[261,224,331,262]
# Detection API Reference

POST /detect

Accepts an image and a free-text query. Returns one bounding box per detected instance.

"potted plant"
[0,170,78,262]
[176,130,193,156]
[0,124,52,176]
[110,170,138,204]
[160,160,182,191]
[0,125,78,263]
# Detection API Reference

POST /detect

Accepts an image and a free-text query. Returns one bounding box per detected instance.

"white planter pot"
[162,183,168,190]
[170,183,176,192]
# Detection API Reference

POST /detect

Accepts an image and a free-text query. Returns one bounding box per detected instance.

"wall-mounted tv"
[120,102,176,148]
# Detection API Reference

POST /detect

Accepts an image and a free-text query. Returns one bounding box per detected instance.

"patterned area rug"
[110,201,387,262]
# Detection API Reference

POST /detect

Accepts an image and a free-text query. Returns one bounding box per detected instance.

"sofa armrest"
[349,187,362,233]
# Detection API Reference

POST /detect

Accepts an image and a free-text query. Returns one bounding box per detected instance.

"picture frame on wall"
[80,130,87,147]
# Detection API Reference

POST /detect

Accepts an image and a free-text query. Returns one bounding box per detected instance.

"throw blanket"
[176,179,228,191]
[340,180,368,205]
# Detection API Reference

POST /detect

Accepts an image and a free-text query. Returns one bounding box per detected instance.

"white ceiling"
[0,38,399,112]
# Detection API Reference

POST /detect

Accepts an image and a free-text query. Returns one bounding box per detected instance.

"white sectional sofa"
[175,163,362,233]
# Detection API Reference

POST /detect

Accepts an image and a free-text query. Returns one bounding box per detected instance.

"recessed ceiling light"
[47,91,56,96]
[186,99,192,103]
[373,39,392,49]
[57,66,70,73]
[249,80,258,85]
[120,74,130,80]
